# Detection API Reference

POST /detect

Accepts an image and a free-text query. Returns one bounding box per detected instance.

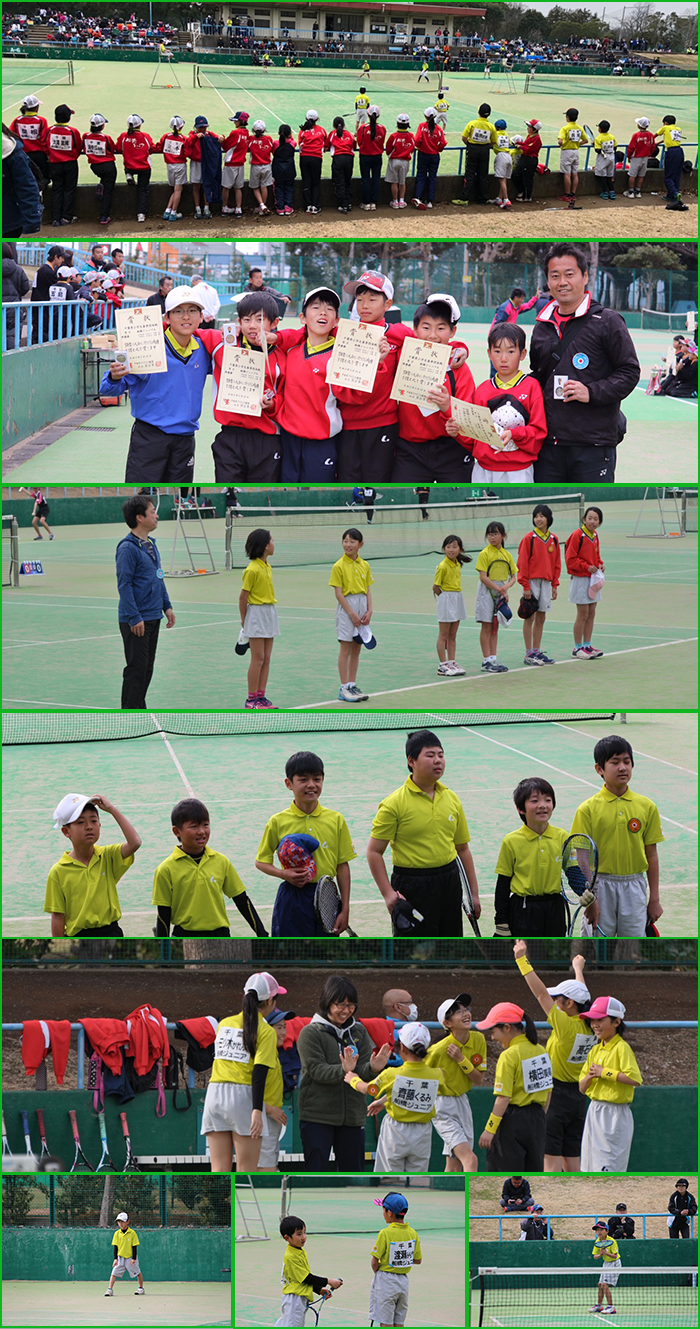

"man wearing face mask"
[424,994,487,1171]
[382,989,418,1023]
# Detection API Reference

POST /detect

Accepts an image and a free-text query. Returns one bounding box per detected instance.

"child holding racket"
[329,527,375,704]
[571,734,664,937]
[517,503,561,666]
[433,534,471,677]
[476,1002,553,1172]
[494,777,572,938]
[370,1192,422,1328]
[239,527,278,710]
[578,996,642,1172]
[104,1213,145,1296]
[513,941,595,1172]
[590,1221,622,1314]
[565,505,605,660]
[153,796,267,938]
[424,993,486,1172]
[255,751,356,937]
[20,487,55,540]
[475,521,518,674]
[45,793,141,938]
[277,1215,343,1326]
[344,1021,445,1171]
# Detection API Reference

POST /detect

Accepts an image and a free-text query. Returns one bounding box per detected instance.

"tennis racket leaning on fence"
[96,1110,115,1171]
[456,855,481,936]
[35,1108,51,1162]
[314,876,358,937]
[68,1109,95,1172]
[560,832,602,936]
[120,1111,141,1173]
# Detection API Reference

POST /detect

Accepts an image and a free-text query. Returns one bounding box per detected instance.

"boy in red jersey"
[623,115,655,198]
[335,270,398,483]
[204,291,285,483]
[447,324,546,483]
[221,110,249,217]
[9,94,49,186]
[247,119,275,215]
[517,503,561,666]
[45,103,82,226]
[385,112,415,208]
[116,114,155,223]
[392,296,475,483]
[81,113,117,227]
[154,115,188,222]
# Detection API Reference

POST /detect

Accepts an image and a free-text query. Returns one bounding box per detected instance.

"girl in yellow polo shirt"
[201,971,285,1172]
[329,527,375,704]
[578,995,642,1173]
[239,527,278,710]
[425,993,486,1172]
[344,1022,445,1172]
[476,1001,553,1172]
[433,533,470,678]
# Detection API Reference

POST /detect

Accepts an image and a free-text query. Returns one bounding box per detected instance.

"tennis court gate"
[2,515,20,587]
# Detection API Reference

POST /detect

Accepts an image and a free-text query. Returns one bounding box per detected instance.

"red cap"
[476,1002,524,1030]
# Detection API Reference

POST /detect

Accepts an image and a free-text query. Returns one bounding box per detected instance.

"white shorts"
[355,111,368,126]
[257,1116,283,1168]
[475,579,508,624]
[436,589,467,623]
[568,574,601,605]
[433,1093,474,1155]
[385,158,409,184]
[528,577,552,613]
[243,603,280,639]
[471,461,534,484]
[112,1256,141,1279]
[560,148,580,173]
[599,1260,622,1286]
[494,152,512,179]
[189,159,202,183]
[336,592,368,642]
[373,1116,433,1172]
[579,873,648,938]
[250,162,273,189]
[369,1270,410,1326]
[580,1099,634,1173]
[223,163,245,188]
[201,1081,270,1136]
[275,1293,310,1326]
[435,113,448,129]
[166,162,187,187]
[628,157,648,178]
[594,158,615,178]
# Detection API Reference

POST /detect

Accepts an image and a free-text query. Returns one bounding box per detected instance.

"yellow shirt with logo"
[545,1005,597,1083]
[372,1222,422,1273]
[496,823,569,898]
[355,94,370,111]
[152,845,245,930]
[559,122,589,148]
[579,1034,642,1104]
[371,776,470,868]
[425,1030,487,1095]
[493,1033,553,1107]
[367,1062,446,1121]
[463,116,498,147]
[112,1226,140,1257]
[570,786,664,874]
[433,556,462,592]
[44,844,134,934]
[257,801,356,880]
[281,1243,314,1300]
[210,1012,278,1084]
[242,557,276,604]
[329,553,374,595]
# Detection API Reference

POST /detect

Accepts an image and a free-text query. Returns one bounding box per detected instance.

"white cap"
[398,1021,431,1049]
[427,291,461,323]
[510,134,525,145]
[56,266,73,278]
[356,270,394,301]
[116,1212,129,1222]
[106,268,121,280]
[101,278,114,290]
[368,104,380,116]
[397,112,411,125]
[126,113,144,128]
[22,95,42,110]
[302,286,340,312]
[90,113,107,126]
[424,106,438,118]
[546,980,591,1005]
[635,116,650,129]
[437,993,472,1025]
[243,972,288,1000]
[53,793,95,829]
[170,115,185,130]
[305,108,319,121]
[252,119,266,132]
[164,284,206,313]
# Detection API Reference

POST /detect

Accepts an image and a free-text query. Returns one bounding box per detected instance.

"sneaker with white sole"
[448,662,466,676]
[601,1309,616,1316]
[585,645,604,658]
[104,1289,114,1297]
[348,683,369,701]
[535,649,555,664]
[524,650,544,666]
[134,1289,145,1295]
[137,213,146,223]
[437,662,452,675]
[481,659,508,673]
[572,646,593,659]
[339,683,362,702]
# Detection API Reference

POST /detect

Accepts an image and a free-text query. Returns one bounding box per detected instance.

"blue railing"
[471,1212,696,1240]
[12,247,271,295]
[2,1022,196,1092]
[2,296,145,351]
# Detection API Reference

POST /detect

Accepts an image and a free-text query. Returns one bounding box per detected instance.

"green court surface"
[2,497,697,713]
[2,322,697,483]
[234,1180,465,1327]
[2,59,696,189]
[0,1282,231,1326]
[469,1289,697,1328]
[2,711,696,937]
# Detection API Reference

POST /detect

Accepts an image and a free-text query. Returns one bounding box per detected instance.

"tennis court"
[469,1266,698,1328]
[234,1176,465,1327]
[2,321,697,482]
[2,492,697,711]
[2,710,696,937]
[0,1282,230,1326]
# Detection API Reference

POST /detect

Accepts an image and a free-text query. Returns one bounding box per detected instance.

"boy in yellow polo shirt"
[370,1192,422,1328]
[367,728,480,937]
[256,751,356,937]
[557,108,589,204]
[46,793,141,938]
[277,1215,343,1326]
[578,995,642,1173]
[344,1021,445,1171]
[153,797,267,938]
[105,1212,145,1296]
[590,1220,622,1314]
[329,527,375,705]
[494,777,573,938]
[425,993,486,1172]
[454,102,498,205]
[571,734,664,938]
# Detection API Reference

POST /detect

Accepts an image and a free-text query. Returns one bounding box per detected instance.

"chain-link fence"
[2,1176,230,1228]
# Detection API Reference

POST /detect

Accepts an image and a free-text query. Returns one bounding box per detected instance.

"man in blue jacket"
[116,494,175,709]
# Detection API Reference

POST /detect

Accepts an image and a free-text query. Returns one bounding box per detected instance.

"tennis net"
[2,515,19,588]
[640,309,696,334]
[2,710,615,746]
[224,492,584,568]
[1,56,74,87]
[475,1266,698,1327]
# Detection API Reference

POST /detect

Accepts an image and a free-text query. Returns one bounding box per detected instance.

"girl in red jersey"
[81,113,118,226]
[9,94,49,187]
[116,114,155,223]
[385,113,415,209]
[326,115,355,214]
[566,505,605,660]
[517,503,561,667]
[357,105,386,211]
[154,115,188,222]
[247,119,274,215]
[412,108,446,210]
[298,109,326,214]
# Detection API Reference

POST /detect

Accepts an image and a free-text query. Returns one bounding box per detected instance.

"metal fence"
[1,1175,230,1227]
[2,297,145,352]
[471,1212,697,1241]
[2,1023,198,1093]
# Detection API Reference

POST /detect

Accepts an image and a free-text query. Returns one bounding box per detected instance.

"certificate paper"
[390,337,451,411]
[326,318,384,392]
[215,330,265,416]
[114,305,167,374]
[449,397,505,449]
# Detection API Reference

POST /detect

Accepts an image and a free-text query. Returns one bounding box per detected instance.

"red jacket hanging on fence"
[78,1018,130,1074]
[21,1019,72,1084]
[124,1004,170,1075]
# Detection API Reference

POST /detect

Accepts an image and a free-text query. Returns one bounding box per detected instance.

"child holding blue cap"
[370,1192,422,1327]
[491,118,513,209]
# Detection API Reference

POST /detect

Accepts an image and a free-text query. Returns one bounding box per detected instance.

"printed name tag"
[389,1239,415,1268]
[215,1027,250,1062]
[567,1033,598,1064]
[521,1052,553,1094]
[392,1075,439,1114]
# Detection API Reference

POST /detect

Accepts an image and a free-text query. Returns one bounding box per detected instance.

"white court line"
[633,385,698,405]
[551,722,698,777]
[149,714,194,795]
[205,71,280,123]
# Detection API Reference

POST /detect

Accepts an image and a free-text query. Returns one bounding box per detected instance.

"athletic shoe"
[33,534,43,540]
[524,650,544,666]
[221,206,234,214]
[481,659,508,673]
[448,662,466,676]
[451,198,469,206]
[426,201,433,208]
[339,683,361,702]
[501,198,512,207]
[49,533,55,541]
[104,1289,114,1297]
[284,206,294,215]
[488,197,500,205]
[244,697,258,709]
[560,194,573,203]
[203,206,212,218]
[349,683,370,701]
[134,1289,145,1296]
[137,213,146,222]
[634,189,642,197]
[588,1308,603,1315]
[437,662,452,675]
[535,649,555,664]
[194,207,202,219]
[412,198,427,209]
[389,199,400,208]
[601,1309,616,1316]
[585,645,604,658]
[255,696,277,709]
[171,211,183,220]
[572,646,594,659]
[234,208,242,216]
[99,217,111,226]
[608,190,616,199]
[515,193,524,201]
[622,189,635,198]
[360,203,371,210]
[599,191,610,199]
[369,202,377,209]
[398,199,407,207]
[163,209,172,220]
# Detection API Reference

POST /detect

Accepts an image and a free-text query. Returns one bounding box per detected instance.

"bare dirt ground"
[3,966,696,1091]
[469,1174,699,1242]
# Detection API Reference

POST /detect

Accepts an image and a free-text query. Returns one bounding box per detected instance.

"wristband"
[484,1113,503,1136]
[515,956,534,976]
[350,1075,361,1089]
[602,1068,618,1081]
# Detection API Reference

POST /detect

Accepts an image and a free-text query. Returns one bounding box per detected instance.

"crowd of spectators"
[2,7,180,50]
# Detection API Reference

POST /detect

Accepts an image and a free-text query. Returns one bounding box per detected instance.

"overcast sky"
[506,2,696,16]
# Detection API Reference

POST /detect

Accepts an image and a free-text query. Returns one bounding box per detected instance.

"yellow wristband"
[602,1068,618,1081]
[350,1075,361,1089]
[516,956,534,976]
[484,1113,503,1135]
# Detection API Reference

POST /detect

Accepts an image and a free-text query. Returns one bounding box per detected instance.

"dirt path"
[469,1174,699,1242]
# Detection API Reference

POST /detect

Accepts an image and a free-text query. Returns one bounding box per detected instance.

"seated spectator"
[500,1176,534,1211]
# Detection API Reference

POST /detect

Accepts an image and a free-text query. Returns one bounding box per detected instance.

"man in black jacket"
[29,243,65,343]
[530,243,641,483]
[145,274,174,313]
[668,1178,698,1238]
[608,1203,636,1239]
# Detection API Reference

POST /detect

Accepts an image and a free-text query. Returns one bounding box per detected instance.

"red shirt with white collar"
[198,327,285,435]
[565,525,602,576]
[459,373,547,472]
[274,326,369,440]
[517,528,561,593]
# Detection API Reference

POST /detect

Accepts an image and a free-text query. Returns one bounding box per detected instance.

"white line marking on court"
[551,722,698,776]
[205,72,280,122]
[149,715,194,794]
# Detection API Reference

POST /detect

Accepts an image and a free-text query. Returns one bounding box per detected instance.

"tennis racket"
[314,876,358,938]
[2,1110,12,1158]
[120,1112,141,1173]
[36,1109,51,1161]
[456,856,481,937]
[96,1111,115,1172]
[68,1109,94,1172]
[308,1281,342,1326]
[584,123,595,143]
[487,554,513,619]
[560,833,603,937]
[20,1110,36,1160]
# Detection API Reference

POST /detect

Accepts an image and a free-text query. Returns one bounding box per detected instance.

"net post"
[224,506,232,570]
[68,60,74,84]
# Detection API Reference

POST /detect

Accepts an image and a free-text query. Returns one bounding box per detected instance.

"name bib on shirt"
[521,1052,553,1094]
[470,127,490,143]
[389,1239,415,1269]
[567,128,582,143]
[163,137,182,155]
[392,1076,439,1114]
[84,137,107,155]
[669,128,683,143]
[19,123,42,140]
[50,132,73,152]
[215,1027,250,1062]
[566,1033,598,1064]
[600,140,615,156]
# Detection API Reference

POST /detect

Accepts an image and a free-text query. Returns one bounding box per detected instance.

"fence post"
[50,1175,55,1227]
[160,1175,167,1227]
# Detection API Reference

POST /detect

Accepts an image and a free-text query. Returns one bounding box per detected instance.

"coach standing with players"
[116,494,175,709]
[530,243,641,484]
